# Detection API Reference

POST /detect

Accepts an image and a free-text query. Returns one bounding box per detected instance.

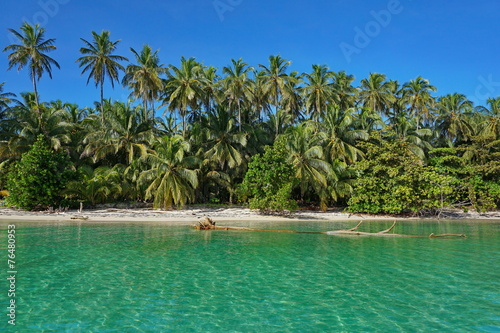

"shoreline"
[1,206,500,224]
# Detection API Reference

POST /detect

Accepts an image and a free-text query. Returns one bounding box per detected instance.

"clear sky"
[1,0,499,110]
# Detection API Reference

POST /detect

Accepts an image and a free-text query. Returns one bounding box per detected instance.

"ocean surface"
[0,219,499,332]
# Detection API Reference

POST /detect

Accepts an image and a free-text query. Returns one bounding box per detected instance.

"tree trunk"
[100,80,105,122]
[32,69,40,112]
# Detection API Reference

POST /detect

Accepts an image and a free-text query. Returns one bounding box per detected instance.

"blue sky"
[1,0,500,110]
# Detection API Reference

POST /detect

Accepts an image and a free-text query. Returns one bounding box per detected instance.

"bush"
[239,139,298,213]
[6,135,75,210]
[347,139,455,215]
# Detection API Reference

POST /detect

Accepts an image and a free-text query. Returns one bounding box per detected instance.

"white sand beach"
[1,206,499,223]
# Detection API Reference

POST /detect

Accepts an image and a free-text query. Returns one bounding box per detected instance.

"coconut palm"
[0,93,72,159]
[251,70,271,123]
[140,135,199,209]
[476,97,500,139]
[198,104,247,170]
[436,93,474,145]
[283,123,334,202]
[280,71,304,124]
[359,73,393,116]
[164,57,205,136]
[64,165,123,206]
[193,105,248,203]
[317,106,368,164]
[200,66,221,113]
[81,101,153,165]
[122,44,166,119]
[76,30,128,119]
[301,64,335,121]
[3,22,59,108]
[386,109,433,159]
[0,83,16,117]
[402,76,437,129]
[258,55,297,135]
[221,58,254,131]
[332,71,358,110]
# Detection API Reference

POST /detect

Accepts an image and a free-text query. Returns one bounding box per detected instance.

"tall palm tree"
[332,71,358,110]
[258,55,296,135]
[301,64,335,121]
[359,73,393,116]
[436,93,474,145]
[200,66,221,113]
[76,30,128,119]
[251,70,271,123]
[164,57,205,136]
[221,58,254,131]
[402,76,436,129]
[198,105,248,170]
[283,123,334,202]
[280,71,303,123]
[476,97,500,139]
[140,135,199,209]
[122,45,166,119]
[194,105,248,203]
[3,22,60,108]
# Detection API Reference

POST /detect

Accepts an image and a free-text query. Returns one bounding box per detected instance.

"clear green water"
[1,220,499,332]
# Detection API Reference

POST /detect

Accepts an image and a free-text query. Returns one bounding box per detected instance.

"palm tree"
[200,66,221,113]
[140,135,199,209]
[81,101,153,165]
[316,106,368,164]
[359,73,393,116]
[194,105,248,203]
[122,45,166,119]
[3,22,60,108]
[164,57,205,136]
[301,64,335,121]
[436,93,474,145]
[258,55,297,135]
[0,83,16,116]
[76,30,128,119]
[476,97,500,139]
[0,93,72,160]
[251,70,271,123]
[283,123,334,203]
[280,71,303,123]
[402,76,437,129]
[198,105,247,170]
[332,71,358,110]
[221,58,254,131]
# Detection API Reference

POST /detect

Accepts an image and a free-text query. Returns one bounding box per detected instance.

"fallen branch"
[193,218,466,238]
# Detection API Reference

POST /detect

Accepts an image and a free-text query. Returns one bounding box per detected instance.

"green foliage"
[347,139,455,214]
[6,135,74,210]
[239,139,298,213]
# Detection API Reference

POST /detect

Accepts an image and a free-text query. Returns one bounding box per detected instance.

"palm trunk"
[238,100,242,132]
[100,80,105,122]
[32,69,40,112]
[182,108,186,137]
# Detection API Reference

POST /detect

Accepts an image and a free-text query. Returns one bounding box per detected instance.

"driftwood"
[193,217,466,238]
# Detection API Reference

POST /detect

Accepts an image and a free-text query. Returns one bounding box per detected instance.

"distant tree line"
[1,23,499,214]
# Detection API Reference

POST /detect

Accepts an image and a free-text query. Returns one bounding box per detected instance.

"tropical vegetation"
[1,22,499,214]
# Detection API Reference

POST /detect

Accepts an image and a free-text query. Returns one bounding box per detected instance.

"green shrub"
[239,139,298,213]
[6,135,75,210]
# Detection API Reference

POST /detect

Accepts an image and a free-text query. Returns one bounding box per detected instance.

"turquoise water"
[1,220,499,332]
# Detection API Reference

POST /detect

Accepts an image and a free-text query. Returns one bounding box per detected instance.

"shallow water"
[0,220,499,332]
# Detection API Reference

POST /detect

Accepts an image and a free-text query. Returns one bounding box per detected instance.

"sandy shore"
[1,206,500,224]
